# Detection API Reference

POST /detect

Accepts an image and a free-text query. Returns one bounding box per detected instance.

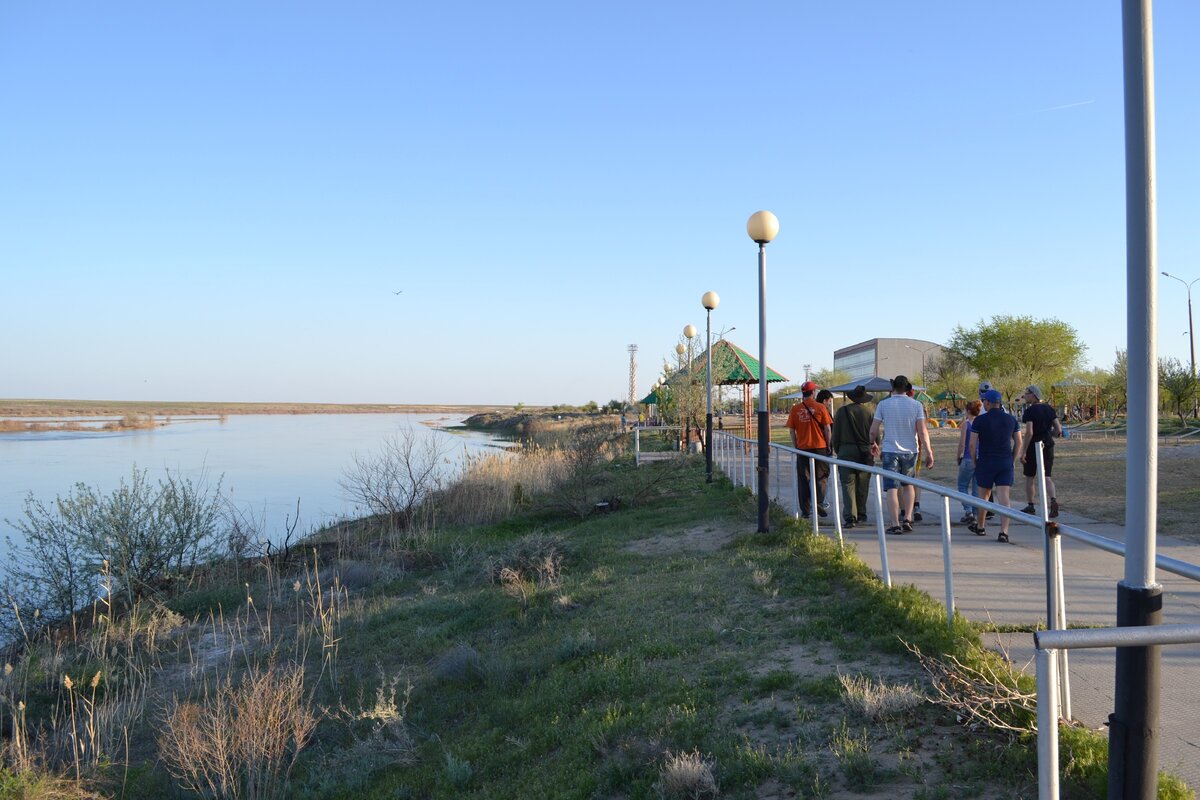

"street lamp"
[1161,272,1198,375]
[701,291,720,482]
[747,210,779,533]
[904,343,938,384]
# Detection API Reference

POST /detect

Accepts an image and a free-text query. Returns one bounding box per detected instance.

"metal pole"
[791,452,800,520]
[635,428,641,467]
[830,462,844,548]
[1113,2,1163,796]
[1037,646,1061,800]
[872,473,891,587]
[1037,443,1072,720]
[756,242,770,532]
[706,309,714,482]
[940,495,955,631]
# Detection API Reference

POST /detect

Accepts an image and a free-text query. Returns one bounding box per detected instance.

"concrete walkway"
[730,449,1200,791]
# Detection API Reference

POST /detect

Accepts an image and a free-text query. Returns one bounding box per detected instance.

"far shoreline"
[0,398,524,418]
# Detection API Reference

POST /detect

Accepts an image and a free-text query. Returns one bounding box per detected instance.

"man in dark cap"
[1018,384,1062,517]
[831,385,874,527]
[969,388,1023,542]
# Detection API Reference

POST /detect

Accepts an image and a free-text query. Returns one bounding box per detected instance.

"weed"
[655,749,719,799]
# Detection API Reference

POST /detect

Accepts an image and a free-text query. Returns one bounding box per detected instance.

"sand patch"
[624,522,739,556]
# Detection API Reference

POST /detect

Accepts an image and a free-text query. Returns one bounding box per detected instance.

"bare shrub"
[159,661,319,800]
[904,640,1036,735]
[430,644,485,686]
[655,749,719,799]
[543,422,624,519]
[340,427,448,535]
[838,673,924,721]
[485,533,566,590]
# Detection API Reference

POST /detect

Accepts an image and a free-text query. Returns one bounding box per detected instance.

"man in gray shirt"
[868,375,935,534]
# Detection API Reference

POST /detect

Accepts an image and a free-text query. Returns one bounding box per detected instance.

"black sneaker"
[986,511,996,520]
[1021,504,1036,514]
[901,520,914,533]
[817,506,828,517]
[911,511,923,523]
[1050,498,1059,518]
[843,517,857,529]
[857,514,868,523]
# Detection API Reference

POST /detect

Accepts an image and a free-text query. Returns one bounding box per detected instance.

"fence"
[699,428,1200,798]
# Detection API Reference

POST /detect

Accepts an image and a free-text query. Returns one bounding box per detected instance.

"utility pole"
[627,345,638,410]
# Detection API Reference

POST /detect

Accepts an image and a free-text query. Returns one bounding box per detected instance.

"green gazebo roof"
[695,339,788,385]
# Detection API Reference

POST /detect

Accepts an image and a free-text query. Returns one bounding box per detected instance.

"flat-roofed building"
[833,338,943,383]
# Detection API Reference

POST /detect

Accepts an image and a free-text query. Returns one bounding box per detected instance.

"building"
[833,338,943,383]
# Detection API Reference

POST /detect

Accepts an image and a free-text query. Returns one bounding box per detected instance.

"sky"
[2,2,1198,406]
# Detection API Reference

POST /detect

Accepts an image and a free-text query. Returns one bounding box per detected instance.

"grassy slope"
[282,459,1182,800]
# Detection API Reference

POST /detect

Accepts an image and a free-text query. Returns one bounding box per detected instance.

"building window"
[835,348,876,381]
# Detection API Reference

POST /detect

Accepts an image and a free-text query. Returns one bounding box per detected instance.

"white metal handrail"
[1033,625,1200,800]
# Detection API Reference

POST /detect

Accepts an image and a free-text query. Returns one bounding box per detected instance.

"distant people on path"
[831,385,874,528]
[787,381,833,518]
[956,399,983,525]
[868,376,934,535]
[969,389,1023,542]
[1018,384,1063,518]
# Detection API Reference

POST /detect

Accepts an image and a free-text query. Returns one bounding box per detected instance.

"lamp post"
[747,210,779,533]
[701,291,720,482]
[904,344,938,385]
[1161,272,1198,375]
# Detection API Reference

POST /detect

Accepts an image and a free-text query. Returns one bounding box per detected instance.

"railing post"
[872,473,891,587]
[940,495,955,630]
[635,428,641,467]
[808,455,819,532]
[1038,443,1072,721]
[1036,645,1061,800]
[791,451,800,520]
[830,461,844,548]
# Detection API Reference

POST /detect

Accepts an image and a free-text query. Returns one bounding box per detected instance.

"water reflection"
[0,414,507,557]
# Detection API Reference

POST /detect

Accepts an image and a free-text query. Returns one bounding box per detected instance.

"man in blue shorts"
[969,389,1023,542]
[868,375,934,535]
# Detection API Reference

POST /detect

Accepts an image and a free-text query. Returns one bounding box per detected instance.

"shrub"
[159,661,318,800]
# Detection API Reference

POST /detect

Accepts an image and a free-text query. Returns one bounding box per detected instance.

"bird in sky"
[393,290,403,295]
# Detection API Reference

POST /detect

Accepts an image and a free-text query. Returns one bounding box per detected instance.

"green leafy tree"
[810,367,852,389]
[946,315,1086,400]
[1159,357,1198,425]
[925,350,976,406]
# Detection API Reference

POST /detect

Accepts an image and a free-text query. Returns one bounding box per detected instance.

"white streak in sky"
[1039,100,1096,112]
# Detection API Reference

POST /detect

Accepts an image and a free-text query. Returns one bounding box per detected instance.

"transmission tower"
[627,344,638,409]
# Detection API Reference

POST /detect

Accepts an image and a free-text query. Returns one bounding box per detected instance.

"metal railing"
[709,428,1200,795]
[1034,625,1200,800]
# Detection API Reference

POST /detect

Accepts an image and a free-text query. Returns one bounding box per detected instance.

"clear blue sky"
[2,2,1198,405]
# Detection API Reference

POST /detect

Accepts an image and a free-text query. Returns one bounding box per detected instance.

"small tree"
[341,426,449,532]
[1159,357,1198,425]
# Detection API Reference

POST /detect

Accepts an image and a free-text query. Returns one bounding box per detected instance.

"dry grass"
[159,662,318,800]
[837,673,924,721]
[655,749,719,799]
[432,444,569,526]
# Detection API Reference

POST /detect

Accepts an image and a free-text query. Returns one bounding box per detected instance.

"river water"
[0,413,508,555]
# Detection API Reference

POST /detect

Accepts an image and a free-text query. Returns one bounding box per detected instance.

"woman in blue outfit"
[955,399,982,524]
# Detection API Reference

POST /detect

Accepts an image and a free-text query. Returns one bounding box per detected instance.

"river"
[0,413,509,556]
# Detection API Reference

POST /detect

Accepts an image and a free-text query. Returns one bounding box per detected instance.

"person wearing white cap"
[1018,384,1063,517]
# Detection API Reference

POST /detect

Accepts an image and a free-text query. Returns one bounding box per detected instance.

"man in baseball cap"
[787,381,832,519]
[1018,384,1063,517]
[968,388,1022,542]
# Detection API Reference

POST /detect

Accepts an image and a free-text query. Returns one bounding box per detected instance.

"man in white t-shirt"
[868,375,935,534]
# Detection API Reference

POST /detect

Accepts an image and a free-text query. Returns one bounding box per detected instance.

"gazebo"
[693,339,788,440]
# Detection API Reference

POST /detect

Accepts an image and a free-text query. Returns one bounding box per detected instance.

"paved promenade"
[738,450,1200,791]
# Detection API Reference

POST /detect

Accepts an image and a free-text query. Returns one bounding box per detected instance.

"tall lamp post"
[1161,272,1197,375]
[701,291,720,482]
[747,210,779,533]
[904,343,938,385]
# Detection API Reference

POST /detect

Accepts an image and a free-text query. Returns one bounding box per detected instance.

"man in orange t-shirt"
[786,381,833,517]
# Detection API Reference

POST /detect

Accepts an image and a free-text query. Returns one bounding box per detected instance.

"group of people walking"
[786,376,1063,543]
